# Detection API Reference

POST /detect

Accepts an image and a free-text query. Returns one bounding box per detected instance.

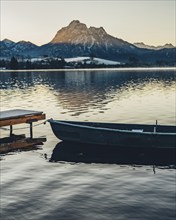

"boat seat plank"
[132,129,143,133]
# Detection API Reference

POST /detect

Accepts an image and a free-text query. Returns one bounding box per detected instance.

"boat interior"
[59,120,176,133]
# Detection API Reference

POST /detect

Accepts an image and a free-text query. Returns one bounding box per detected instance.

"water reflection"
[0,69,175,90]
[0,136,46,154]
[50,141,176,166]
[0,69,175,124]
[1,69,175,220]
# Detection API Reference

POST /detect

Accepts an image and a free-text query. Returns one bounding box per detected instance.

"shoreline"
[0,66,175,72]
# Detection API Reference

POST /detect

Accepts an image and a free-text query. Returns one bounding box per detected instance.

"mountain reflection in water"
[1,69,175,124]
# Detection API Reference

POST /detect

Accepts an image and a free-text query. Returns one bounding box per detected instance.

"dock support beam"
[10,125,13,136]
[0,110,46,138]
[9,123,33,138]
[29,122,33,138]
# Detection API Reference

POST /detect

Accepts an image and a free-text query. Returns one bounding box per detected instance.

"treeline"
[0,56,175,70]
[0,57,66,70]
[0,57,123,69]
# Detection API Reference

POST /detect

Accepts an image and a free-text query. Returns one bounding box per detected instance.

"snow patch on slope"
[65,57,121,65]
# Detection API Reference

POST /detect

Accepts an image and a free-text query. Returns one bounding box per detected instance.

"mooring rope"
[0,119,49,131]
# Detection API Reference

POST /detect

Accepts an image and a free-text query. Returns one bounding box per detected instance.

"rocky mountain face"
[0,20,175,65]
[38,20,139,62]
[50,20,133,48]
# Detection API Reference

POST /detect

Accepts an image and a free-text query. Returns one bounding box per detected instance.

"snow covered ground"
[65,57,121,65]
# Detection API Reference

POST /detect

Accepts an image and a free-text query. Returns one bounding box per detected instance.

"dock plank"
[0,109,43,120]
[0,109,46,127]
[0,114,46,127]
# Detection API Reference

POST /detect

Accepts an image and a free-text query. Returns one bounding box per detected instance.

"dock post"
[10,125,13,136]
[29,122,33,138]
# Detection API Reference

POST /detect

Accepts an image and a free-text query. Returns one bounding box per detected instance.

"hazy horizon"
[1,0,175,47]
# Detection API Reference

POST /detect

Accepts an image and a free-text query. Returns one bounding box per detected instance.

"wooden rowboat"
[48,119,176,149]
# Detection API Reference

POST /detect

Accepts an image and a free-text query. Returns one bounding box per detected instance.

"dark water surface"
[0,68,176,220]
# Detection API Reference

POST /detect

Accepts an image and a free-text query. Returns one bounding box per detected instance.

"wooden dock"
[0,135,46,154]
[0,109,46,138]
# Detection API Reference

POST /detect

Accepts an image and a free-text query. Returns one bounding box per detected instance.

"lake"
[0,68,176,220]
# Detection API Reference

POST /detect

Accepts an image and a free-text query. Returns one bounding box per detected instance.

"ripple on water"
[0,69,175,220]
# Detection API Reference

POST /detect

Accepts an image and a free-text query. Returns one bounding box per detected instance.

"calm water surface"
[0,68,176,220]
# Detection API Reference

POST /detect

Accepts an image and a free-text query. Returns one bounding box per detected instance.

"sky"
[1,0,175,46]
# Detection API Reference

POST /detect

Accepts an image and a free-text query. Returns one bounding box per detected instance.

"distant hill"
[0,20,175,66]
[0,39,38,58]
[134,42,175,50]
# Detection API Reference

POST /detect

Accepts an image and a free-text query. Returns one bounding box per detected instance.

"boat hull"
[48,120,176,149]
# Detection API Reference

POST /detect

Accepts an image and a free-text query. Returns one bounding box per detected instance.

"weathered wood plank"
[0,114,46,127]
[0,137,47,153]
[0,109,43,120]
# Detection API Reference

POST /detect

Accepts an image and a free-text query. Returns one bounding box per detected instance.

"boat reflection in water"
[50,141,176,167]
